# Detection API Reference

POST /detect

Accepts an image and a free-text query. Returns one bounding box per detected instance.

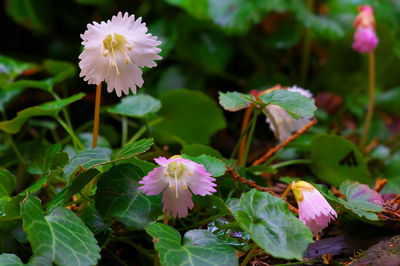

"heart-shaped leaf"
[227,189,313,260]
[146,223,238,266]
[21,195,100,266]
[95,164,162,230]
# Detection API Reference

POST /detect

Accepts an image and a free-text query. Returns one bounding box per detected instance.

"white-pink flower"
[264,86,314,141]
[79,12,162,97]
[291,181,337,235]
[139,155,217,218]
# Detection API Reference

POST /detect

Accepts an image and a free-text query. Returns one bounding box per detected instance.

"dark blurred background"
[1,0,400,155]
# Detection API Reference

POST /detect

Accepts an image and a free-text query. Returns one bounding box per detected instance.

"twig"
[252,119,317,166]
[374,178,387,192]
[226,167,298,213]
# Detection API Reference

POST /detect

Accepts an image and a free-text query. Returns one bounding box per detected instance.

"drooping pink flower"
[352,5,378,54]
[291,181,337,235]
[352,27,379,53]
[139,155,216,218]
[79,12,162,96]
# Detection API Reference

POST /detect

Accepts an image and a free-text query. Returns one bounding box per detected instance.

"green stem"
[122,116,128,145]
[0,216,21,221]
[230,111,259,160]
[127,126,147,145]
[241,111,259,166]
[274,260,321,266]
[56,116,84,150]
[8,135,25,164]
[126,118,162,145]
[51,92,73,130]
[1,111,25,163]
[271,159,311,169]
[240,244,258,266]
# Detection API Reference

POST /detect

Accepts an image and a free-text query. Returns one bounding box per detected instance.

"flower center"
[102,33,133,75]
[291,181,314,202]
[103,33,127,52]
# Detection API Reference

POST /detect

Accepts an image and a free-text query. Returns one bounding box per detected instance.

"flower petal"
[162,187,194,218]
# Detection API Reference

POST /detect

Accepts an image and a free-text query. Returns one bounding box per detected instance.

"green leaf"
[4,60,76,93]
[148,19,177,59]
[21,195,100,266]
[209,0,290,34]
[258,90,316,119]
[0,169,16,197]
[42,60,76,87]
[0,89,22,112]
[0,54,36,82]
[376,87,400,115]
[181,143,223,159]
[294,1,345,40]
[152,90,226,144]
[65,169,100,200]
[113,138,154,160]
[146,223,238,266]
[0,93,85,134]
[227,189,313,260]
[176,30,232,73]
[218,91,254,112]
[20,168,63,196]
[0,253,23,266]
[78,132,110,149]
[182,154,226,177]
[63,147,112,180]
[95,164,162,230]
[27,144,68,175]
[6,0,48,32]
[339,181,383,221]
[310,135,371,187]
[108,95,161,118]
[0,196,22,231]
[80,206,111,235]
[165,0,209,19]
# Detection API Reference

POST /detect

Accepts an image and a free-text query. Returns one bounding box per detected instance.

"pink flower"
[291,181,337,235]
[139,155,217,218]
[79,12,162,96]
[352,27,379,53]
[352,5,378,54]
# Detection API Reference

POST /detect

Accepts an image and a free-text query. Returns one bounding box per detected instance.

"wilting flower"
[291,181,337,235]
[79,12,162,96]
[352,5,378,53]
[264,86,314,141]
[139,155,216,218]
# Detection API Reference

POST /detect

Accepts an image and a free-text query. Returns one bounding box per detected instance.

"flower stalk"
[360,52,375,147]
[92,83,102,148]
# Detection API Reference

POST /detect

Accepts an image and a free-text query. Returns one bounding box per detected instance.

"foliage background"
[1,0,400,265]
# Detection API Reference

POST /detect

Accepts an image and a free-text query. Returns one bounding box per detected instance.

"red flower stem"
[252,119,317,166]
[360,52,375,147]
[92,83,102,148]
[238,106,254,165]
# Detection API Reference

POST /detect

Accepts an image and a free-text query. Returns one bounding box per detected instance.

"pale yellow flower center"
[102,33,132,75]
[291,181,315,202]
[165,156,191,198]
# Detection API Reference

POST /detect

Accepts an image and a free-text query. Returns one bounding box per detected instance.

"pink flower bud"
[352,26,379,53]
[291,181,337,235]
